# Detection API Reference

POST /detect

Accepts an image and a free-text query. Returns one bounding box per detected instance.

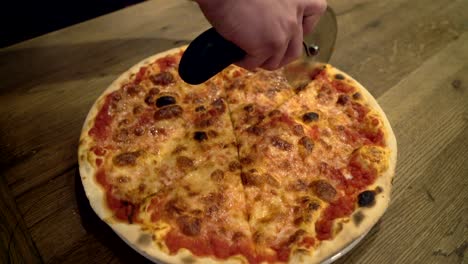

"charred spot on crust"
[335,73,345,80]
[181,256,196,264]
[150,72,174,86]
[337,94,350,105]
[302,112,319,123]
[375,186,383,194]
[352,92,361,100]
[154,105,182,121]
[353,211,365,226]
[136,234,152,246]
[358,190,376,207]
[193,131,208,142]
[155,96,176,108]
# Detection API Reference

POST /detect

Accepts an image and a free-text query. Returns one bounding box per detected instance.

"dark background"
[1,0,146,48]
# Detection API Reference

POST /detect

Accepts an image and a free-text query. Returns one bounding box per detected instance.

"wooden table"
[1,0,467,263]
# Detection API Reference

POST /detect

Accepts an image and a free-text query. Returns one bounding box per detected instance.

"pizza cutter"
[178,6,337,86]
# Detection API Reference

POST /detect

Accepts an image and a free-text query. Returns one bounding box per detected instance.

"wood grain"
[0,177,42,264]
[0,0,467,263]
[335,32,468,264]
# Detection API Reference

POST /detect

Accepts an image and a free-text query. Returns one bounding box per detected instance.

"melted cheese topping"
[85,53,390,264]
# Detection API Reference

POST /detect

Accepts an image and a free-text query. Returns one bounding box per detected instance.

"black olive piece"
[156,96,176,108]
[358,190,375,207]
[302,112,319,123]
[193,131,208,142]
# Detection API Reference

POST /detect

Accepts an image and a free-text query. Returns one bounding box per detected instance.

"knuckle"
[267,38,284,51]
[316,0,327,14]
[286,18,298,31]
[263,63,278,71]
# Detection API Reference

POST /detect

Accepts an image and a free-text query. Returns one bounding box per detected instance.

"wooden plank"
[336,33,468,264]
[0,177,43,264]
[328,0,466,97]
[0,0,466,263]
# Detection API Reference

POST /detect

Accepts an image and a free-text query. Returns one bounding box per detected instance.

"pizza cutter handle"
[178,27,246,85]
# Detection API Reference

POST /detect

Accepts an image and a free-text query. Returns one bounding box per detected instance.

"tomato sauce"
[165,230,260,263]
[361,128,385,146]
[308,125,320,140]
[134,66,147,84]
[91,146,106,156]
[88,93,115,141]
[300,236,315,248]
[315,196,356,240]
[95,169,139,223]
[313,69,329,83]
[156,56,177,72]
[332,80,355,93]
[308,67,324,80]
[347,155,377,192]
[351,102,369,122]
[316,149,378,240]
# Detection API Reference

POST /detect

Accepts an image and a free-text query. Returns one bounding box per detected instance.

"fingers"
[228,0,328,72]
[302,14,321,35]
[261,36,290,70]
[235,55,269,71]
[303,0,327,17]
[278,26,304,67]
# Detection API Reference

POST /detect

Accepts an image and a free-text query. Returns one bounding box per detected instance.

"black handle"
[178,28,246,85]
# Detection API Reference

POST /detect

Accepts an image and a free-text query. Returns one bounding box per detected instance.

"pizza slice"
[137,95,257,263]
[232,64,396,262]
[223,67,296,133]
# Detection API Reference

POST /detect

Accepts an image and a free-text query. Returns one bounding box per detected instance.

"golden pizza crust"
[78,47,397,264]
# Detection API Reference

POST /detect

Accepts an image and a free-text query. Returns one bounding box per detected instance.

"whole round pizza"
[78,46,397,264]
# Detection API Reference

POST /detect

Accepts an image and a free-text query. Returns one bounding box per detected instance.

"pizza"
[78,46,397,264]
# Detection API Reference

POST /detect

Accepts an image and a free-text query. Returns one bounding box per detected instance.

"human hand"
[195,0,327,71]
